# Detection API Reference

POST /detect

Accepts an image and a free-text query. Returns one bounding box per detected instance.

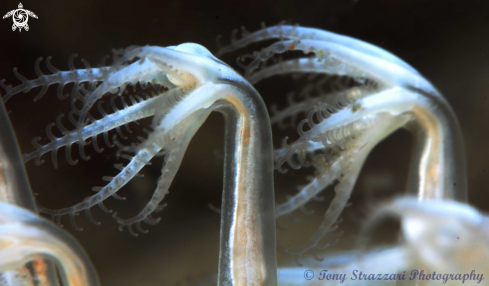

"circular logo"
[13,9,28,26]
[304,270,314,280]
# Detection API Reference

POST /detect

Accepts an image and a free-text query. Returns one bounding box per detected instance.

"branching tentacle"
[73,46,208,133]
[112,106,212,235]
[278,113,411,256]
[1,57,112,102]
[22,92,167,166]
[33,57,235,232]
[37,142,160,229]
[217,24,418,75]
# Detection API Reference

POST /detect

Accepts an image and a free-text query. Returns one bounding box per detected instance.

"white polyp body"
[363,198,489,286]
[3,42,278,285]
[277,198,489,286]
[0,22,472,285]
[254,39,434,93]
[293,87,417,143]
[0,100,98,285]
[0,202,99,286]
[216,24,468,260]
[217,25,419,76]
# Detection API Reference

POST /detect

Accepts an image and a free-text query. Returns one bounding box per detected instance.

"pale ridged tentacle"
[113,109,211,235]
[71,56,170,123]
[23,86,189,168]
[217,24,418,75]
[275,113,379,217]
[240,39,430,90]
[275,159,341,218]
[1,56,111,102]
[279,113,411,257]
[274,87,418,173]
[36,78,236,231]
[37,142,159,231]
[74,46,209,133]
[274,88,417,220]
[249,57,368,86]
[23,93,164,167]
[270,86,375,128]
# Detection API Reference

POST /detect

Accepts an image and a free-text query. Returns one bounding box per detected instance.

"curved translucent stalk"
[404,90,467,201]
[214,81,276,285]
[218,24,468,260]
[0,95,59,285]
[2,43,277,285]
[0,94,37,214]
[0,99,98,285]
[0,202,100,286]
[220,24,467,202]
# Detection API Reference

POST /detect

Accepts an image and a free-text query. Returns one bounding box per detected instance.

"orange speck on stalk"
[34,258,49,284]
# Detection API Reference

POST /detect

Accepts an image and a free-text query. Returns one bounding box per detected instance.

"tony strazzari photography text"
[304,269,484,284]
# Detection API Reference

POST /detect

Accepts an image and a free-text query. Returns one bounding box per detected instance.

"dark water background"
[1,0,489,285]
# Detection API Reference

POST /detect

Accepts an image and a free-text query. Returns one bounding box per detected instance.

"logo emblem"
[3,3,38,32]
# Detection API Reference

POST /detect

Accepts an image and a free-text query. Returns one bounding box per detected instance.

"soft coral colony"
[0,23,484,286]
